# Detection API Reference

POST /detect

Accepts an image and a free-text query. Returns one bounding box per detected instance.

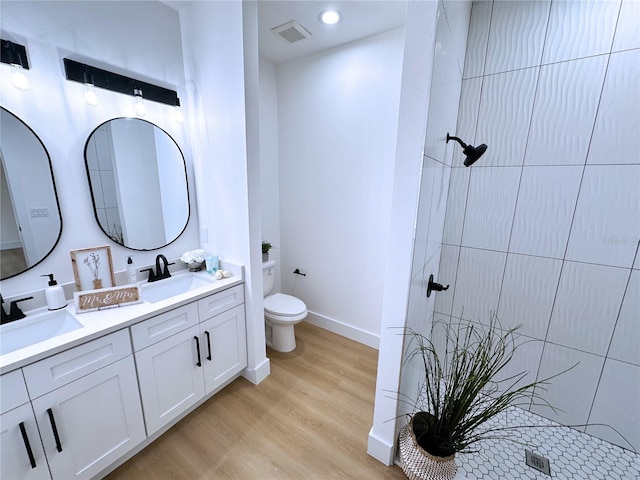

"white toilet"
[262,260,307,352]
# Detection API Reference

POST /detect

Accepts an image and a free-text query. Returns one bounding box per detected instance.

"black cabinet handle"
[46,408,63,452]
[205,331,212,361]
[19,422,37,468]
[194,336,202,367]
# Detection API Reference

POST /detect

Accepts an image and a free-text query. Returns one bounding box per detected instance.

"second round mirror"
[85,118,189,251]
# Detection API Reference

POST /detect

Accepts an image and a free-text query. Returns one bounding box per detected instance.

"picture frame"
[70,245,116,292]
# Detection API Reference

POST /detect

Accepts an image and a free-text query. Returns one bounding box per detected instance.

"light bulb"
[11,63,29,90]
[84,83,99,106]
[319,10,342,25]
[133,88,146,117]
[174,105,184,123]
[174,98,184,123]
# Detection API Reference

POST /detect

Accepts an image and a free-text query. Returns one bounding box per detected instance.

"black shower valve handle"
[426,274,449,298]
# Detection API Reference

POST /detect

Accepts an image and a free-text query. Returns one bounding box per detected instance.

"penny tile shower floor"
[452,407,640,479]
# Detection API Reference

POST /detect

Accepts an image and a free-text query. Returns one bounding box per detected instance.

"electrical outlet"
[525,449,551,476]
[30,208,49,217]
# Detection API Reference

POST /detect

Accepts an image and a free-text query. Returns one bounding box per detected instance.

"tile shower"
[400,0,639,477]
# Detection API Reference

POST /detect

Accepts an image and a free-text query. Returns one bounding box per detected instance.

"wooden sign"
[74,285,142,313]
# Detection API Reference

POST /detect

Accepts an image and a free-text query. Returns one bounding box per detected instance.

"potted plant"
[398,316,564,480]
[262,241,272,262]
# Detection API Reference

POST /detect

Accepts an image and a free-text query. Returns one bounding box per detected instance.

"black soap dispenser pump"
[42,274,67,310]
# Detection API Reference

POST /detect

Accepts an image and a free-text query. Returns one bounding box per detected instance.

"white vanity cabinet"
[22,329,146,480]
[1,370,50,480]
[133,285,246,436]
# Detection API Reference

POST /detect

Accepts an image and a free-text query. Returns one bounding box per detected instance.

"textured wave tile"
[463,0,492,78]
[497,253,562,339]
[542,0,621,64]
[509,166,583,259]
[442,166,469,245]
[588,358,640,452]
[587,50,640,165]
[608,269,640,366]
[525,56,608,166]
[457,406,640,479]
[485,0,550,75]
[566,165,640,268]
[461,167,520,251]
[612,0,640,52]
[531,343,605,427]
[547,261,628,356]
[476,68,538,167]
[450,247,506,323]
[441,0,472,76]
[425,166,450,264]
[412,157,439,274]
[434,245,459,317]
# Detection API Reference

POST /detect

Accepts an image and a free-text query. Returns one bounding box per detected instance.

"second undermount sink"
[0,309,83,355]
[141,273,215,303]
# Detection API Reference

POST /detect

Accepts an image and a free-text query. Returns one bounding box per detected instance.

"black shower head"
[446,133,487,167]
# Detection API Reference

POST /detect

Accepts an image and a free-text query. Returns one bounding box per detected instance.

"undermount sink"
[0,309,83,355]
[141,274,215,303]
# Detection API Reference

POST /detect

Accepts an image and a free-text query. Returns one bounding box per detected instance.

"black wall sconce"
[1,39,29,69]
[2,39,30,90]
[63,58,179,107]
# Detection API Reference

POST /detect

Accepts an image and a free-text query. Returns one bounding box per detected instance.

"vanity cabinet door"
[134,325,205,436]
[1,403,51,480]
[31,356,145,480]
[200,304,247,394]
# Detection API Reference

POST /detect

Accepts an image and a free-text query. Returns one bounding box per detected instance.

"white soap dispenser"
[41,274,67,310]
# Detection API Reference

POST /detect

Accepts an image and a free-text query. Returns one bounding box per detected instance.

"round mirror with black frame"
[84,117,190,251]
[1,107,63,280]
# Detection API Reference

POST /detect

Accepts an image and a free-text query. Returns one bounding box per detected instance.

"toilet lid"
[264,293,307,316]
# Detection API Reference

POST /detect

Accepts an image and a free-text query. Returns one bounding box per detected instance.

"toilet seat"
[264,293,306,317]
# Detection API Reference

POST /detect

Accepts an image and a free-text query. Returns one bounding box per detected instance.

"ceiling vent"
[271,20,312,44]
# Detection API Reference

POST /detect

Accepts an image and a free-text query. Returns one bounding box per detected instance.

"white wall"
[436,0,640,452]
[276,27,405,348]
[259,57,281,292]
[0,1,198,300]
[178,0,270,384]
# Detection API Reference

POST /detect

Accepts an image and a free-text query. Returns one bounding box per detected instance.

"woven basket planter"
[399,418,458,480]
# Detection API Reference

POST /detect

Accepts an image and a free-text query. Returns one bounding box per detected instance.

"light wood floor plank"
[106,322,405,479]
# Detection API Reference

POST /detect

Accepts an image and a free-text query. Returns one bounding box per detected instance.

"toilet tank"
[262,260,276,297]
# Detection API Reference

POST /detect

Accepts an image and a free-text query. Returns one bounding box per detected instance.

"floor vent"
[271,20,312,44]
[525,449,551,476]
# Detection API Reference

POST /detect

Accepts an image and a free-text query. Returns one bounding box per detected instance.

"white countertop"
[0,268,243,374]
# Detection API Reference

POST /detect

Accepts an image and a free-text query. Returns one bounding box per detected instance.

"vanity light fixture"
[133,88,146,117]
[318,9,342,25]
[63,58,178,110]
[1,39,30,91]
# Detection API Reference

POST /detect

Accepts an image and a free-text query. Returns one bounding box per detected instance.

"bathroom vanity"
[0,270,246,480]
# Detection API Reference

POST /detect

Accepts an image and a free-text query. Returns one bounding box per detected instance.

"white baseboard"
[367,428,395,465]
[305,311,380,349]
[242,357,271,385]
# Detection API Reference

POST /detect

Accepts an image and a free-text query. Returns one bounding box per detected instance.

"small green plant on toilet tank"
[262,241,273,262]
[398,315,569,480]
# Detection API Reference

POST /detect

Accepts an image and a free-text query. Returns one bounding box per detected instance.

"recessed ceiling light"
[318,10,342,25]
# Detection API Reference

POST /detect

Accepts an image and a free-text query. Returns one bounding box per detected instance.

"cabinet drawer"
[197,285,244,320]
[130,302,199,351]
[22,329,131,399]
[0,369,29,414]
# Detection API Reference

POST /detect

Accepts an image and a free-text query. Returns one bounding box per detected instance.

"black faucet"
[141,255,175,283]
[0,294,34,324]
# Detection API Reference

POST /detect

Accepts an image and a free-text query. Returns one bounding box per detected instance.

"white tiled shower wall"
[435,0,640,452]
